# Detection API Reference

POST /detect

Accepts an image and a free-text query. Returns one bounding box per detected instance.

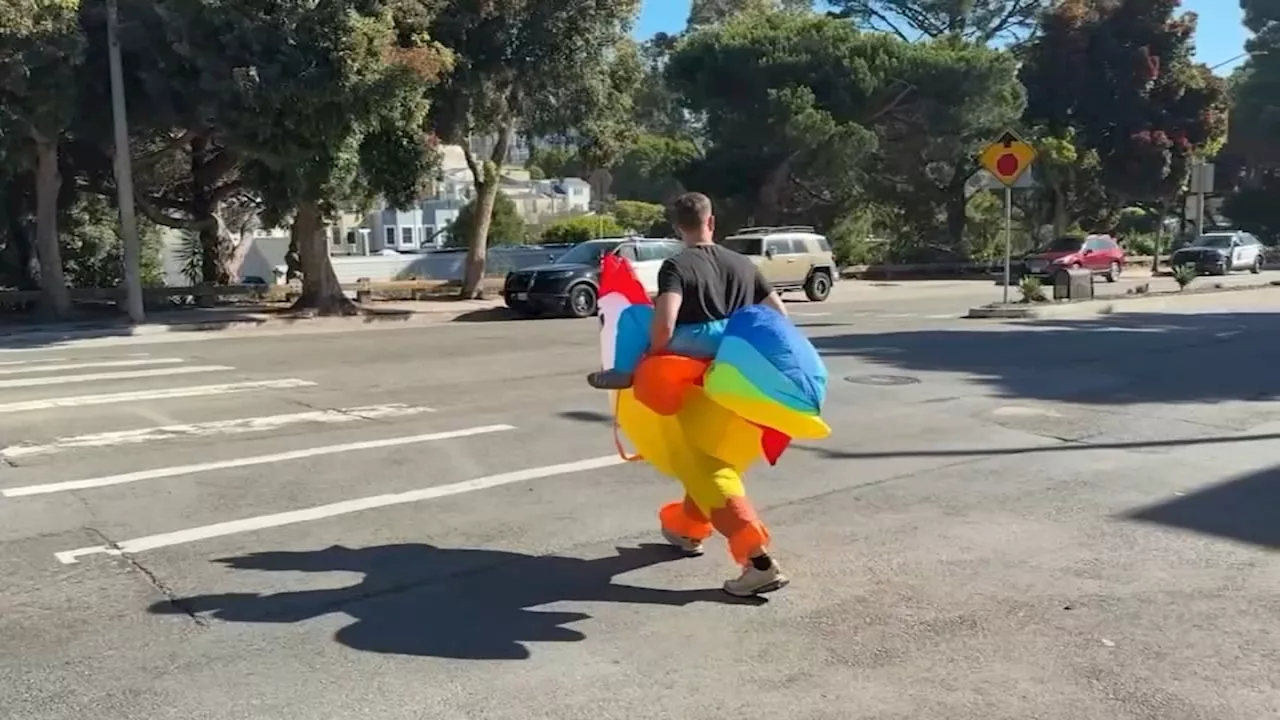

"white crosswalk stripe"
[0,351,585,568]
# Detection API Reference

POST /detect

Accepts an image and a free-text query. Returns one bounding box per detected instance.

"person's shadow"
[148,543,760,659]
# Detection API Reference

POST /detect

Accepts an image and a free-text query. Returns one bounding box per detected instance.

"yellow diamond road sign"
[979,130,1037,187]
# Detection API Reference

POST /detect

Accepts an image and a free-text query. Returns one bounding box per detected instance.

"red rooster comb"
[600,254,652,306]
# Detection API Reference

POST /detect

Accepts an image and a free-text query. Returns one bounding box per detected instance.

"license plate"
[513,293,527,301]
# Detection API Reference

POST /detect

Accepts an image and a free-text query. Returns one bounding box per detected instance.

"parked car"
[718,226,838,301]
[502,237,682,318]
[1169,230,1264,275]
[1020,234,1125,283]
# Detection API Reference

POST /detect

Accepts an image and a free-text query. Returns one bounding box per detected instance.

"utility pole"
[106,0,145,323]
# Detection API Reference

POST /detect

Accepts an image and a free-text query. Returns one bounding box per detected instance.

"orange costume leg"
[657,431,771,566]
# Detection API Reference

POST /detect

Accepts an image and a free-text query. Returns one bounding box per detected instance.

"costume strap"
[611,390,643,462]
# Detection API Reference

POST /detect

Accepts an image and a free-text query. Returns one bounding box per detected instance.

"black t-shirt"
[656,244,773,325]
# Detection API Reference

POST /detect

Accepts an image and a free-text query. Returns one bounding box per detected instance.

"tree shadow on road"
[148,543,758,660]
[1123,463,1280,549]
[814,311,1280,406]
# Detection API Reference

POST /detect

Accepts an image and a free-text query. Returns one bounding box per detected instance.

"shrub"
[541,214,626,244]
[1172,264,1196,289]
[1018,275,1047,303]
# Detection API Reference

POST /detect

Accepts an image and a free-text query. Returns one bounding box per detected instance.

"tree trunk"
[461,172,499,298]
[32,136,71,319]
[1052,185,1069,237]
[290,200,357,315]
[460,119,514,299]
[1151,200,1170,276]
[191,134,232,286]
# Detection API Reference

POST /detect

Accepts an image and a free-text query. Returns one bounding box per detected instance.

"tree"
[227,0,450,314]
[611,133,697,203]
[1020,0,1228,258]
[446,193,527,247]
[666,12,1023,252]
[427,0,641,298]
[541,214,626,244]
[0,0,83,317]
[59,193,164,288]
[1229,0,1280,166]
[830,0,1046,43]
[688,0,812,28]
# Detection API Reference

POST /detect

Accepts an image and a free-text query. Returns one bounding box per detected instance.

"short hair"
[669,192,713,231]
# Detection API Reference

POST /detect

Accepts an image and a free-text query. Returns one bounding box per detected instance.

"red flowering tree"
[1021,0,1229,236]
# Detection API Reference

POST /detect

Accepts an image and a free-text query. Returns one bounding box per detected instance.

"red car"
[1020,234,1126,283]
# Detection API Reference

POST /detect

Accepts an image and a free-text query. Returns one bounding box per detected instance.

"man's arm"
[651,260,683,352]
[753,267,788,317]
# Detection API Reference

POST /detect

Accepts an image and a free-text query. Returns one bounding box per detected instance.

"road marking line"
[0,404,434,459]
[0,365,232,389]
[53,454,627,563]
[0,357,69,366]
[792,312,831,317]
[4,424,515,497]
[0,379,316,414]
[0,357,185,376]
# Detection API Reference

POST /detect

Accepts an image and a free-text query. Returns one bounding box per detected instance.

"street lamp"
[106,0,144,323]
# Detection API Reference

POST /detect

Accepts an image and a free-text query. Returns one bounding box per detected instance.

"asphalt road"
[2,288,1278,720]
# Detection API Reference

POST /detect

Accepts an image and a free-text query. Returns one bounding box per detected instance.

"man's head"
[669,192,715,246]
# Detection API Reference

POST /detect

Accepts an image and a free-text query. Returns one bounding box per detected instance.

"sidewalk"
[0,297,509,346]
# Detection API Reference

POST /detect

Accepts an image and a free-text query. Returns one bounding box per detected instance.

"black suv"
[503,238,682,318]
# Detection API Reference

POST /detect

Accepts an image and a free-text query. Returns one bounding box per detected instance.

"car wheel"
[803,270,832,302]
[1252,255,1263,274]
[566,283,598,319]
[1105,261,1121,283]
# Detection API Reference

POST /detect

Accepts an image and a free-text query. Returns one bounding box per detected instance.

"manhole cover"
[844,374,920,386]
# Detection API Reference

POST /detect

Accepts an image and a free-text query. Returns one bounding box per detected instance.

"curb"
[0,304,510,344]
[966,280,1280,320]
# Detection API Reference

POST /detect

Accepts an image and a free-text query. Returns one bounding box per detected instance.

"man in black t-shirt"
[590,192,790,597]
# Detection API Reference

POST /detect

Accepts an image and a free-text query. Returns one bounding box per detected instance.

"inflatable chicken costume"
[596,254,831,589]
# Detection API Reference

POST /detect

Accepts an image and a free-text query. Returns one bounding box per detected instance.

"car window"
[1192,234,1234,248]
[784,239,808,254]
[766,238,790,255]
[816,237,832,253]
[615,244,640,262]
[636,242,680,262]
[1244,233,1260,246]
[721,236,763,256]
[1046,236,1084,252]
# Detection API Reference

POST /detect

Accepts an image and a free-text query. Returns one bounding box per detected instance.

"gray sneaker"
[661,528,705,557]
[587,369,634,390]
[723,561,789,597]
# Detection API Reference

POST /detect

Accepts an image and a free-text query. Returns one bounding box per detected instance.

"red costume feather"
[600,254,652,306]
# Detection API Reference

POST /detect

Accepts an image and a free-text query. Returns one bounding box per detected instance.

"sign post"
[978,130,1037,304]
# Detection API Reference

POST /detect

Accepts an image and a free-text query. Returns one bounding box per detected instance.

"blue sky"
[635,0,1249,73]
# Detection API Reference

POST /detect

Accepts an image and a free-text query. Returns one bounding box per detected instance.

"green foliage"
[1222,171,1280,244]
[447,193,528,248]
[831,0,1046,43]
[541,215,626,244]
[611,133,697,203]
[526,146,586,180]
[827,204,897,266]
[0,0,84,139]
[1122,232,1159,257]
[611,200,665,235]
[59,194,164,288]
[1020,0,1229,207]
[1172,263,1196,289]
[667,12,1024,251]
[688,0,810,28]
[1017,275,1047,303]
[1230,1,1280,163]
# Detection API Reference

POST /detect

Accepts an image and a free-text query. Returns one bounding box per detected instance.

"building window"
[384,227,396,247]
[345,230,357,246]
[401,227,414,246]
[421,226,435,246]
